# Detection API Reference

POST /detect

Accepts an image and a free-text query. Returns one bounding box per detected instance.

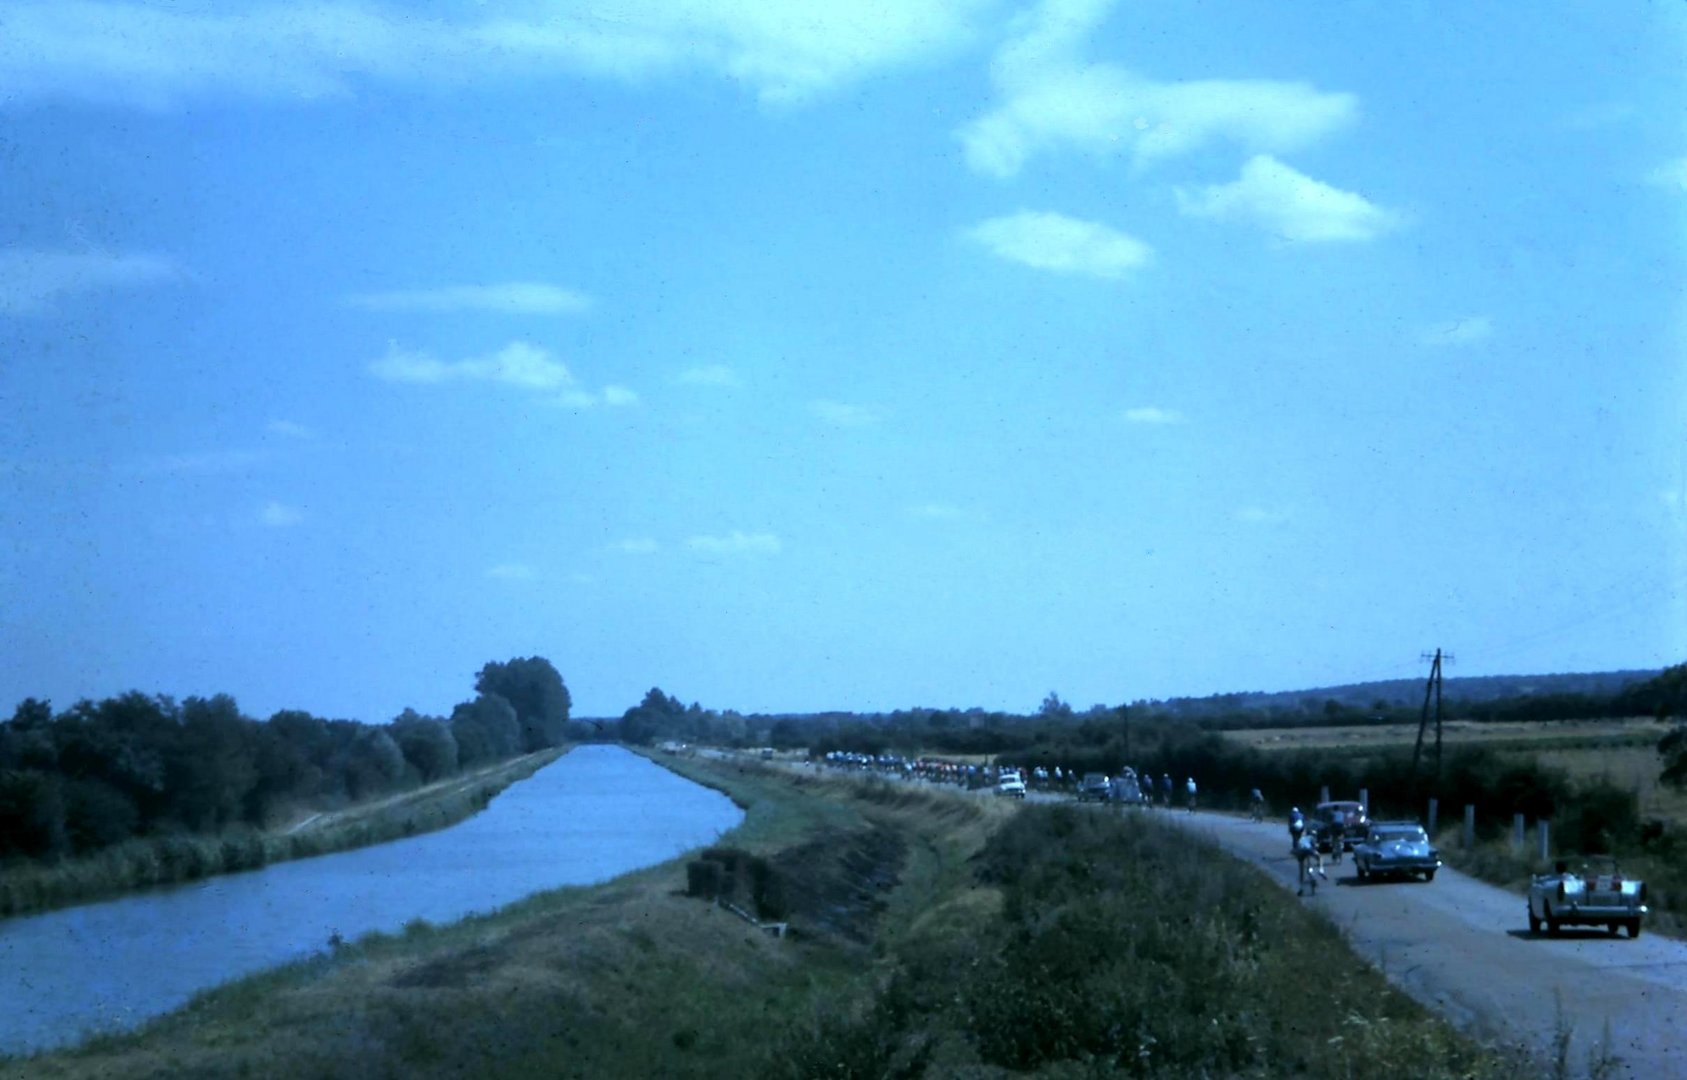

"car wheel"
[1356,862,1369,881]
[1628,919,1642,939]
[1546,917,1560,936]
[1528,910,1541,934]
[1608,922,1620,936]
[1423,869,1436,882]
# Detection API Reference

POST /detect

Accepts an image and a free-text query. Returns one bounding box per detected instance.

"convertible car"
[1528,857,1647,937]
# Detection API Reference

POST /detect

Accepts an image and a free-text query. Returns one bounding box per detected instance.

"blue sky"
[2,1,1685,723]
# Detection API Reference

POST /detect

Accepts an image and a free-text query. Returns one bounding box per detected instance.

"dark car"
[1311,801,1370,853]
[1077,773,1112,802]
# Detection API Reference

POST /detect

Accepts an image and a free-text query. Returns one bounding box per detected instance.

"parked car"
[1077,773,1112,802]
[1311,801,1371,853]
[1528,857,1647,937]
[997,770,1027,799]
[1351,821,1441,882]
[1109,769,1145,805]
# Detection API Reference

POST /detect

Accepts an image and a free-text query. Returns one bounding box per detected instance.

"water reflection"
[0,745,740,1055]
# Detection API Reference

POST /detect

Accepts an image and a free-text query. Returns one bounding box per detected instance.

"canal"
[0,745,741,1055]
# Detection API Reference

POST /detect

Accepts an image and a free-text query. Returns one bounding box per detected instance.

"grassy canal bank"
[10,753,1551,1078]
[0,748,566,920]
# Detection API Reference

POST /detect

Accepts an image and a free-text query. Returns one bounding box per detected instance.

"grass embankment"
[0,748,565,920]
[13,757,1546,1078]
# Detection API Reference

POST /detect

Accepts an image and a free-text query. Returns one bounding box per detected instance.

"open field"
[1224,716,1671,754]
[7,750,1559,1079]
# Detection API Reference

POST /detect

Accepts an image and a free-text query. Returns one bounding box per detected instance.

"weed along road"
[1164,809,1687,1078]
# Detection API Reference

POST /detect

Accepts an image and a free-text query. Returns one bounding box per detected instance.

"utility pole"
[1410,649,1455,791]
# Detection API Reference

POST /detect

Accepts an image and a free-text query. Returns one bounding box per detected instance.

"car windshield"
[1374,828,1425,844]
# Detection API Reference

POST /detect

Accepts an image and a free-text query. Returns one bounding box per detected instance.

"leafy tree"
[450,694,522,766]
[474,657,571,752]
[390,710,459,782]
[1039,692,1073,719]
[172,695,258,831]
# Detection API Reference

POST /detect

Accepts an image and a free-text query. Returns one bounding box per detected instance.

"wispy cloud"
[964,210,1151,279]
[1176,155,1401,243]
[344,282,592,315]
[486,562,537,581]
[614,537,659,555]
[556,385,639,409]
[1646,156,1687,193]
[1421,315,1493,348]
[910,503,965,520]
[266,419,317,440]
[1,1,993,110]
[1234,506,1290,525]
[957,0,1356,177]
[687,531,782,556]
[677,364,740,387]
[810,400,881,427]
[371,341,575,389]
[1122,406,1186,425]
[0,247,179,316]
[259,500,305,527]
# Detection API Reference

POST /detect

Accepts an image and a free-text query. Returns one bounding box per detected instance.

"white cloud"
[371,340,583,389]
[957,0,1357,177]
[486,562,536,581]
[910,503,965,520]
[1,1,994,110]
[554,385,639,409]
[677,364,740,387]
[1176,155,1401,243]
[1122,406,1185,425]
[1646,156,1687,192]
[344,282,592,315]
[810,400,881,427]
[266,419,317,440]
[687,531,782,555]
[0,248,179,315]
[1234,506,1289,525]
[965,210,1151,279]
[259,500,305,527]
[615,537,659,555]
[1421,316,1493,347]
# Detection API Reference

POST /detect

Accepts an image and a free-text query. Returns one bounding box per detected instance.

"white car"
[1528,857,1647,938]
[996,771,1027,799]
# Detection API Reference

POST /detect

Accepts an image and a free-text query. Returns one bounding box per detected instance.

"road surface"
[1164,808,1687,1078]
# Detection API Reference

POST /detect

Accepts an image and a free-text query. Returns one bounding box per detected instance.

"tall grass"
[774,804,1532,1080]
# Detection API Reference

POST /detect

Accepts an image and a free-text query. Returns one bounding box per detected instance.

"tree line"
[0,656,576,862]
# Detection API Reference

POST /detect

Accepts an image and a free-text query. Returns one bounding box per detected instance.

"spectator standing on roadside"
[1185,776,1197,813]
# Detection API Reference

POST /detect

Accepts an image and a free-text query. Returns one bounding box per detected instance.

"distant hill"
[1147,669,1662,717]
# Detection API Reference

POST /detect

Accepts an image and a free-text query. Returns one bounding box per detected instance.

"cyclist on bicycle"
[1294,831,1321,895]
[1249,788,1265,821]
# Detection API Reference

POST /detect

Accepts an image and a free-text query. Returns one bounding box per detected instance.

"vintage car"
[1109,769,1146,805]
[1310,800,1371,853]
[1528,857,1647,937]
[1351,821,1441,882]
[1076,773,1112,802]
[996,770,1027,799]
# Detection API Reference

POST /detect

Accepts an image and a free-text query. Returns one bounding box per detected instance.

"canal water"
[0,745,741,1055]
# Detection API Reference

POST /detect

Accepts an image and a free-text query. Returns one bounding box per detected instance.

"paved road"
[1160,809,1687,1078]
